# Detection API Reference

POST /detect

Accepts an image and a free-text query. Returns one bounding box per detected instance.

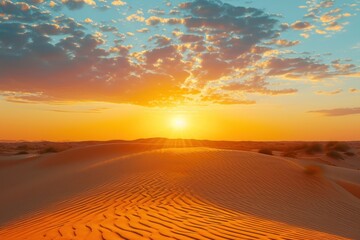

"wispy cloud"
[315,89,342,95]
[296,0,355,37]
[349,88,359,93]
[309,107,360,116]
[46,108,109,113]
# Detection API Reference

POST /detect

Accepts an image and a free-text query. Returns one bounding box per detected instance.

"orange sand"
[1,143,359,239]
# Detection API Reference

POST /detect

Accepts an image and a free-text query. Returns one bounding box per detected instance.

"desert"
[1,140,359,239]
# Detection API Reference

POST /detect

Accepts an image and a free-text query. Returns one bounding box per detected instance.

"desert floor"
[0,140,359,239]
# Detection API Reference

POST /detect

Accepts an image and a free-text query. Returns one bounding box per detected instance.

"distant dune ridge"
[0,143,360,239]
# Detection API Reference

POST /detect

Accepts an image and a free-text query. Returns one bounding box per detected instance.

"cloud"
[49,1,56,8]
[180,0,279,39]
[99,24,117,32]
[0,0,51,22]
[315,89,342,95]
[24,0,45,4]
[84,17,92,23]
[325,21,343,31]
[222,76,297,95]
[148,9,165,15]
[300,33,310,38]
[200,90,256,105]
[0,0,358,107]
[62,0,96,10]
[145,16,183,26]
[300,0,354,35]
[137,28,149,33]
[179,34,203,43]
[266,39,300,47]
[315,29,326,35]
[291,21,314,30]
[148,35,172,47]
[111,0,126,6]
[46,107,109,113]
[309,107,360,116]
[264,57,329,80]
[126,13,145,22]
[145,16,162,25]
[0,91,53,103]
[319,0,334,8]
[349,88,359,93]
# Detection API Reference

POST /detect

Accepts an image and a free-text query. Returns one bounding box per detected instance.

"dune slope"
[0,144,359,240]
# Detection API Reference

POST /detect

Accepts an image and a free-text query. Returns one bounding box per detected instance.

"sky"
[0,0,359,141]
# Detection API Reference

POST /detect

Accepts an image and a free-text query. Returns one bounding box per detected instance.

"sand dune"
[1,143,359,239]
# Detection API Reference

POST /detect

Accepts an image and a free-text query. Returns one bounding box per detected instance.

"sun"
[171,115,187,130]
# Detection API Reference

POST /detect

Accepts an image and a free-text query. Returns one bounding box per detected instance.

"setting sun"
[171,116,187,130]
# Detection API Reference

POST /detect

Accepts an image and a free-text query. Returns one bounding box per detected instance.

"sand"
[0,143,359,239]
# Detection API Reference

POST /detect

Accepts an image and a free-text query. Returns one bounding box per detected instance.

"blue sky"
[0,0,359,140]
[1,0,359,106]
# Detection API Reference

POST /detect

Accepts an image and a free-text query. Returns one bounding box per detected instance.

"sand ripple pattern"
[0,146,359,239]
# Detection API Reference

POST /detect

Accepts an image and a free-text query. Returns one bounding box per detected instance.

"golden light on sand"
[171,115,187,130]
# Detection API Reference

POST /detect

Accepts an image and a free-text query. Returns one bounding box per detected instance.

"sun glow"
[171,115,187,130]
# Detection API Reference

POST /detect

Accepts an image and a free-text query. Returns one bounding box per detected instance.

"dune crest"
[1,144,359,239]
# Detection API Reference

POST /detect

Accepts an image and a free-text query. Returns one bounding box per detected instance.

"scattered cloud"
[46,107,109,113]
[315,89,342,95]
[49,1,56,8]
[222,76,298,95]
[300,33,310,38]
[127,13,145,22]
[62,0,96,10]
[148,35,172,47]
[309,107,360,116]
[0,91,54,103]
[137,28,149,33]
[291,21,314,30]
[111,0,126,6]
[298,0,355,36]
[0,0,358,107]
[148,9,165,15]
[84,17,93,23]
[179,34,203,43]
[349,88,359,93]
